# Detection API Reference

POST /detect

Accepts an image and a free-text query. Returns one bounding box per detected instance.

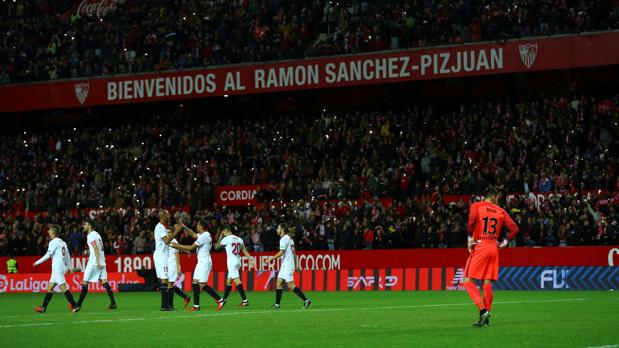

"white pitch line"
[585,345,619,348]
[0,298,585,329]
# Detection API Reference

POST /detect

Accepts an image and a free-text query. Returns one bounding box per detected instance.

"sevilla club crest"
[518,43,538,69]
[74,82,90,105]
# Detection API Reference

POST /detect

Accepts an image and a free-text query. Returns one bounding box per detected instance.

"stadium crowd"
[0,91,617,255]
[2,0,619,83]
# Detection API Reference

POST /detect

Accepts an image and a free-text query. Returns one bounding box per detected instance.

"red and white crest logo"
[518,43,538,69]
[74,82,90,105]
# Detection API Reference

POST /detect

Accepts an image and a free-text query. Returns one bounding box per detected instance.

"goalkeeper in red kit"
[463,187,519,327]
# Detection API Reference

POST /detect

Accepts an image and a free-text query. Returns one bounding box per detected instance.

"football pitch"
[0,291,617,347]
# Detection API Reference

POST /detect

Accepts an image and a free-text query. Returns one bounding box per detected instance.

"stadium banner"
[215,184,278,206]
[441,190,617,209]
[4,246,618,274]
[179,266,619,292]
[0,272,143,293]
[215,185,394,208]
[2,32,619,113]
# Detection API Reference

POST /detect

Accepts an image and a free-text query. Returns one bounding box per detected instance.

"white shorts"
[168,259,178,283]
[193,261,212,283]
[227,261,240,279]
[83,264,108,283]
[277,267,294,283]
[154,254,169,280]
[50,272,66,285]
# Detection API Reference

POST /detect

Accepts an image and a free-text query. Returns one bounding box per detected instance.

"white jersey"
[86,231,106,266]
[194,232,212,263]
[220,235,244,266]
[168,238,180,265]
[154,222,170,257]
[35,238,70,274]
[279,234,295,271]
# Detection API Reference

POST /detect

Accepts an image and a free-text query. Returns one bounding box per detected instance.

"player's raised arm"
[162,224,182,245]
[181,224,198,239]
[170,241,198,252]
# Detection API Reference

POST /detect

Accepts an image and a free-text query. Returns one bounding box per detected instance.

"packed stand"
[0,92,617,255]
[0,191,618,257]
[2,0,619,83]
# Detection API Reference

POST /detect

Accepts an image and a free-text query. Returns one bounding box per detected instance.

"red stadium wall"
[3,246,618,274]
[2,247,618,293]
[1,32,619,113]
[184,268,463,293]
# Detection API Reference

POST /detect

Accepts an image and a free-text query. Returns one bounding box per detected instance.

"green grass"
[0,291,618,347]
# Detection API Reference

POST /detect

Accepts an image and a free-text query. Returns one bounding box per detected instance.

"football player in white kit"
[215,225,255,306]
[153,209,182,311]
[167,237,191,309]
[266,223,311,309]
[170,218,225,311]
[74,220,117,311]
[33,224,79,313]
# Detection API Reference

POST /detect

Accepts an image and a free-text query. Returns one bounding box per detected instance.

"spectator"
[113,235,128,255]
[363,225,374,250]
[325,220,336,251]
[133,230,147,254]
[250,227,264,252]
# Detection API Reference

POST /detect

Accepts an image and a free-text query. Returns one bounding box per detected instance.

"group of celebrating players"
[31,209,312,314]
[32,186,515,327]
[154,209,311,311]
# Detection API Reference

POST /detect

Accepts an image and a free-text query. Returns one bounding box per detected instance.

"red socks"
[463,281,484,310]
[483,283,494,311]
